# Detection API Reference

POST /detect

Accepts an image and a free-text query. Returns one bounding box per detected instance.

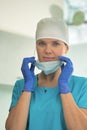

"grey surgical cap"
[36,17,69,45]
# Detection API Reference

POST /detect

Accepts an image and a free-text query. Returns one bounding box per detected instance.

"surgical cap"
[36,17,69,45]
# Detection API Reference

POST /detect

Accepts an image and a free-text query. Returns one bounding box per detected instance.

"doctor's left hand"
[58,56,73,94]
[21,57,36,92]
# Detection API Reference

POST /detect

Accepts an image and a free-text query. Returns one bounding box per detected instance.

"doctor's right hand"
[21,57,36,92]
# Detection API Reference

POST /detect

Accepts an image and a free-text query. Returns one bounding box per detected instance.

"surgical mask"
[35,60,63,75]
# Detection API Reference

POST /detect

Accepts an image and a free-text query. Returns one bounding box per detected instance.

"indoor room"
[0,0,87,130]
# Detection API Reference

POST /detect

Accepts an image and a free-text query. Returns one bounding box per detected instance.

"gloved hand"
[58,56,73,94]
[21,57,36,92]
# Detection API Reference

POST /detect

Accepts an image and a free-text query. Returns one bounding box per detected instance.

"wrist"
[58,82,71,94]
[23,82,34,92]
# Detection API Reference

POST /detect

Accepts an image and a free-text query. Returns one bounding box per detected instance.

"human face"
[36,38,69,62]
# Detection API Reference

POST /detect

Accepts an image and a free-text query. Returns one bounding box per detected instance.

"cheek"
[36,48,42,60]
[61,49,67,55]
[55,48,67,56]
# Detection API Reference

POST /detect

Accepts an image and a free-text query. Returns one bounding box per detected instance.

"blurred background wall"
[0,0,87,129]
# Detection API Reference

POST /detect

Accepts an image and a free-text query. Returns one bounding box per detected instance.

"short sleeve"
[9,79,24,111]
[78,79,87,108]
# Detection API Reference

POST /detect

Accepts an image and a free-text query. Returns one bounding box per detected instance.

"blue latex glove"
[21,57,36,92]
[58,56,73,94]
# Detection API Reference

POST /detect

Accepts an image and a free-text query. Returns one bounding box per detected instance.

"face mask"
[35,60,63,75]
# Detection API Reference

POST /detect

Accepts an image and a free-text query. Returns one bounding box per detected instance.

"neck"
[39,68,61,81]
[38,68,61,88]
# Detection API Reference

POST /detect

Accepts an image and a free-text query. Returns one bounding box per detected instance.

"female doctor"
[5,17,87,130]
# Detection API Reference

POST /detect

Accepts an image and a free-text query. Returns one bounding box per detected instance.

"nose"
[45,45,52,54]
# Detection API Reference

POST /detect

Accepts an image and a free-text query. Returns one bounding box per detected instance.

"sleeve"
[78,79,87,109]
[9,80,24,111]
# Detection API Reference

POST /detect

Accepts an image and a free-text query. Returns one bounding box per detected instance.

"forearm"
[5,91,31,130]
[61,93,87,130]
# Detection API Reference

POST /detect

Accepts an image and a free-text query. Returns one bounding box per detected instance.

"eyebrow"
[54,40,65,44]
[37,39,65,44]
[37,39,59,42]
[52,40,62,43]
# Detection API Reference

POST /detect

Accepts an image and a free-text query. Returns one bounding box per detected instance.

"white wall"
[68,43,87,77]
[0,0,63,37]
[0,31,35,85]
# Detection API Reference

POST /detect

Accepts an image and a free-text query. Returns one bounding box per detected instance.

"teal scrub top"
[9,75,87,130]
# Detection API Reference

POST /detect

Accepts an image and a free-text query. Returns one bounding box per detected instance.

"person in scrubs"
[5,17,87,130]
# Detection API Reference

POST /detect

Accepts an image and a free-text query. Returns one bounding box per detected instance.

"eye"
[37,41,46,46]
[52,41,60,46]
